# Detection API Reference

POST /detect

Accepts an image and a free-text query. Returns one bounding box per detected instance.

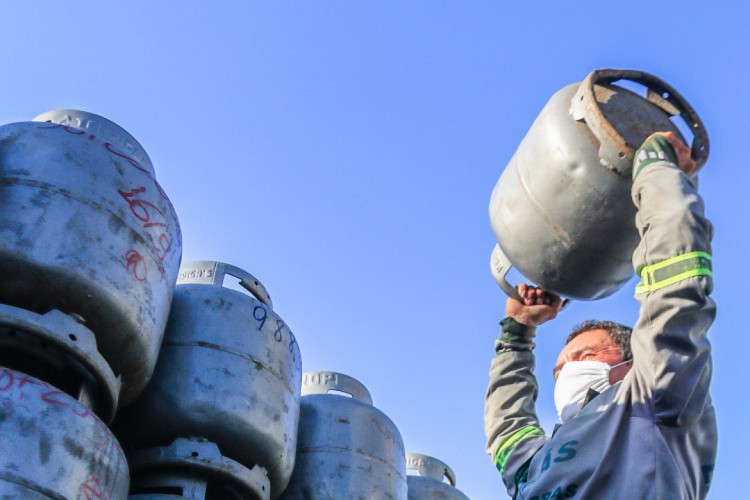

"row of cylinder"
[0,110,468,499]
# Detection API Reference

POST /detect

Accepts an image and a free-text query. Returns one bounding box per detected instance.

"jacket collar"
[581,388,601,409]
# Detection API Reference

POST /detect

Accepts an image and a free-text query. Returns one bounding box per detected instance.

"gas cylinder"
[0,366,129,499]
[489,69,709,300]
[406,453,469,500]
[0,305,120,422]
[281,371,408,499]
[0,110,182,405]
[113,261,301,498]
[128,438,270,499]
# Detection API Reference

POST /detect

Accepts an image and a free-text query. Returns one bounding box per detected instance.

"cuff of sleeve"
[499,317,536,344]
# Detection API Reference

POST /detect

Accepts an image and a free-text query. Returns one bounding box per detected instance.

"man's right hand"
[506,284,564,327]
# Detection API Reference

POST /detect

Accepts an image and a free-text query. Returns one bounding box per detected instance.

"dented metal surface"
[281,371,407,499]
[0,366,129,499]
[113,261,301,498]
[406,453,469,500]
[0,110,182,406]
[129,438,270,499]
[489,69,709,300]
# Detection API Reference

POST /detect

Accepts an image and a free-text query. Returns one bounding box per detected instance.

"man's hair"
[566,320,633,361]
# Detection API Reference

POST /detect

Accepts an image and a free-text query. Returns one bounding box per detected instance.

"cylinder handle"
[570,68,709,176]
[177,261,272,309]
[406,453,457,486]
[301,371,373,405]
[490,244,570,309]
[490,244,524,302]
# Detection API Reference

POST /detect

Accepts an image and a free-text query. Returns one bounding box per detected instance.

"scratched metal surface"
[113,261,301,498]
[281,371,407,500]
[0,111,182,407]
[0,367,129,499]
[488,74,690,301]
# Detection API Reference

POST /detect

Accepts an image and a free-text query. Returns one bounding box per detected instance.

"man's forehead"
[563,328,614,351]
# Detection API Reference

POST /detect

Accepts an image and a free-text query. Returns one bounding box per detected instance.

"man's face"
[553,329,631,383]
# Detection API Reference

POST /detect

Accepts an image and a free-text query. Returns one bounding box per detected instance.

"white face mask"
[554,359,630,423]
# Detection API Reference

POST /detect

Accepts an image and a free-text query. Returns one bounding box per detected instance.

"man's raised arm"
[628,132,716,426]
[484,285,561,496]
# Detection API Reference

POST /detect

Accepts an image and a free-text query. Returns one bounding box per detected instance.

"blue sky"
[2,3,747,498]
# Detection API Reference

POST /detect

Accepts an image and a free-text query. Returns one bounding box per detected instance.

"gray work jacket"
[484,161,717,499]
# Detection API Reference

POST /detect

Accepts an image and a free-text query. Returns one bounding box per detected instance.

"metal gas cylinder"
[0,110,182,405]
[113,261,301,498]
[128,438,270,499]
[281,371,407,499]
[0,305,121,422]
[0,366,129,499]
[489,69,709,300]
[406,453,469,500]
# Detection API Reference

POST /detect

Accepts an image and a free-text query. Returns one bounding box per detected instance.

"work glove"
[632,133,679,180]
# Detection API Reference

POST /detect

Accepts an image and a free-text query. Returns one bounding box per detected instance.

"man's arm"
[485,285,561,496]
[628,132,716,426]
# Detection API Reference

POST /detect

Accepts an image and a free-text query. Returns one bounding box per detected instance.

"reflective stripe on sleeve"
[635,251,712,295]
[493,425,544,474]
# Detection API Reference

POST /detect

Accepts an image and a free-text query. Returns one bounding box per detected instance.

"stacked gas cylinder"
[114,260,299,498]
[0,109,181,498]
[0,110,468,499]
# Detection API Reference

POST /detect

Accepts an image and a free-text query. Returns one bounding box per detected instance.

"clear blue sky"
[2,3,746,498]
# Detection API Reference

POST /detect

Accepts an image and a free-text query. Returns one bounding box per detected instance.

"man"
[484,132,717,499]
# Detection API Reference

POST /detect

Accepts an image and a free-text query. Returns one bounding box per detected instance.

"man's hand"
[634,131,697,179]
[506,284,564,327]
[659,131,697,176]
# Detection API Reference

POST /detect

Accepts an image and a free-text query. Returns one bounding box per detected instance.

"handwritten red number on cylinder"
[41,390,91,417]
[150,233,172,261]
[126,249,148,282]
[80,475,108,500]
[118,187,164,223]
[104,142,149,174]
[0,369,14,391]
[36,123,86,135]
[62,125,86,135]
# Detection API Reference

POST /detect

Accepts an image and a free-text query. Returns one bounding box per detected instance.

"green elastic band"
[494,425,544,474]
[635,251,712,294]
